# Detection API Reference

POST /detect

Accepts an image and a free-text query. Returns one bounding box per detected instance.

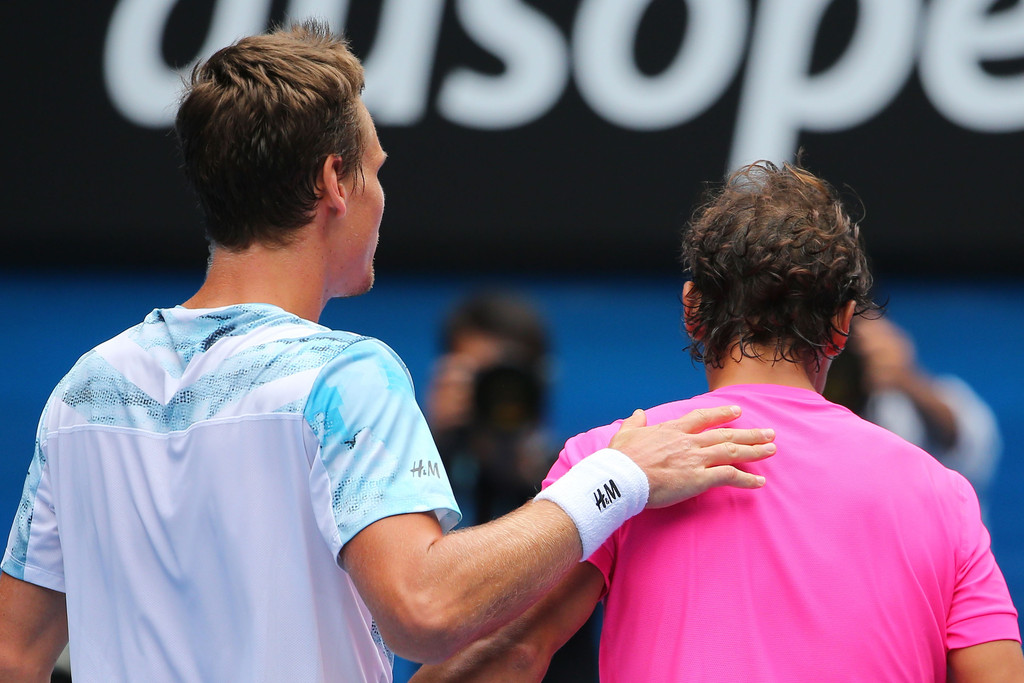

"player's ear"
[682,281,703,339]
[318,154,348,218]
[828,300,857,355]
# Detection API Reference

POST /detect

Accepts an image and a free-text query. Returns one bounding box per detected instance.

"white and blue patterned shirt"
[3,303,460,682]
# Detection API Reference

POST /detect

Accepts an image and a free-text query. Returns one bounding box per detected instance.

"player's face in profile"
[333,102,386,298]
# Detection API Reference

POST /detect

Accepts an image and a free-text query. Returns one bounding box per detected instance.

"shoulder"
[234,318,410,383]
[306,334,412,383]
[560,397,705,466]
[303,336,419,423]
[51,321,146,408]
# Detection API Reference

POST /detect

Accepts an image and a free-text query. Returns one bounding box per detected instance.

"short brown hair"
[681,161,879,367]
[175,19,365,249]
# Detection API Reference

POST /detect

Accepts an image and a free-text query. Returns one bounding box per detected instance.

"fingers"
[660,405,743,433]
[607,409,651,454]
[620,408,647,429]
[706,465,767,489]
[692,427,776,449]
[693,429,776,493]
[705,441,777,465]
[610,409,648,438]
[612,405,778,504]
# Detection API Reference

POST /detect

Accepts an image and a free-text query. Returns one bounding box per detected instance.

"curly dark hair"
[681,160,880,368]
[176,19,365,249]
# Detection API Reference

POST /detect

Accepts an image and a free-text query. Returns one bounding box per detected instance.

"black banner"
[6,0,1024,276]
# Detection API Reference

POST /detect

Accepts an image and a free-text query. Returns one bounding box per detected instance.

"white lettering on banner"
[104,0,354,127]
[436,0,569,128]
[103,0,1024,166]
[360,0,446,124]
[284,0,349,24]
[920,0,1024,131]
[573,0,747,130]
[104,0,277,128]
[730,0,920,169]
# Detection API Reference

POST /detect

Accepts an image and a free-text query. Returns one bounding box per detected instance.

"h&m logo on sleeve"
[409,459,440,479]
[594,479,621,511]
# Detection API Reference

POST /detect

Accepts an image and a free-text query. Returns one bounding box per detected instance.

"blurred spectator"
[824,317,1001,512]
[426,291,555,525]
[416,290,599,683]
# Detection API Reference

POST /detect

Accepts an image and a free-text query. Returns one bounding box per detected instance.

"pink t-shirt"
[544,384,1019,682]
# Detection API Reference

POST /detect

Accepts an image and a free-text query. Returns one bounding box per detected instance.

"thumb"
[620,408,647,430]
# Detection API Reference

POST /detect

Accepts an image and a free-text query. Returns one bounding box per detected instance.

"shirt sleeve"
[946,472,1020,649]
[3,406,66,592]
[304,338,461,557]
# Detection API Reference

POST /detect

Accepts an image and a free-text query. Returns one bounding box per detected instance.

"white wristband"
[535,448,649,560]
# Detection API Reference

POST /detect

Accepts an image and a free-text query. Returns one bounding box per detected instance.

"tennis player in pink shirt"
[414,161,1023,682]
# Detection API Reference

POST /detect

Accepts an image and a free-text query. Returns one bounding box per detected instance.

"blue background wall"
[3,269,1022,635]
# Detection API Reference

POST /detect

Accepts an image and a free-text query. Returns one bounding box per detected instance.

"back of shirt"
[545,383,1019,683]
[3,304,459,682]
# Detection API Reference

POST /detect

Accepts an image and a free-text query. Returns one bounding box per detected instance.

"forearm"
[348,446,651,662]
[897,373,958,448]
[411,563,605,682]
[409,608,550,683]
[423,500,580,644]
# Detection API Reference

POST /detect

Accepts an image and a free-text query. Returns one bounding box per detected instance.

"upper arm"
[0,571,68,680]
[340,497,596,666]
[339,510,444,602]
[948,640,1024,683]
[339,511,449,658]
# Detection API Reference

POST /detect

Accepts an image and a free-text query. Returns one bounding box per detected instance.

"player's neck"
[705,345,827,394]
[182,239,328,322]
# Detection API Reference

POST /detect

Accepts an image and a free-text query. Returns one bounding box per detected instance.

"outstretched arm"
[409,563,605,682]
[342,405,775,663]
[344,501,580,666]
[0,571,68,682]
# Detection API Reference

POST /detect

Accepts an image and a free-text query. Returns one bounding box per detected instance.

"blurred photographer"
[422,291,600,683]
[426,291,554,525]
